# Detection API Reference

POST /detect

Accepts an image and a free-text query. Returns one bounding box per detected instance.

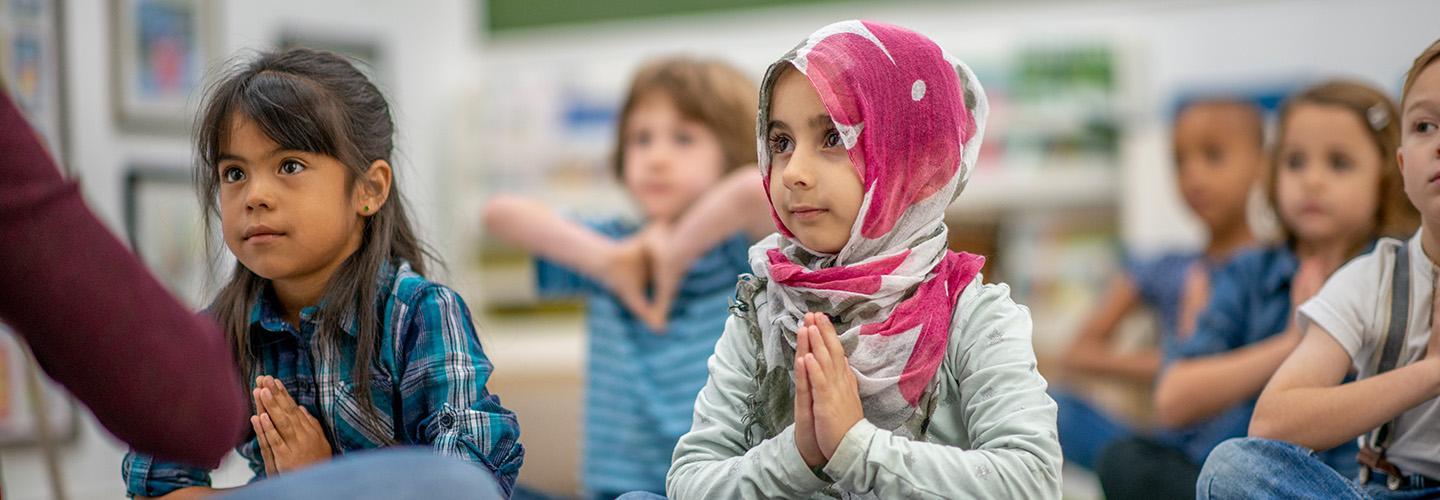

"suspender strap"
[1359,243,1411,490]
[1372,244,1411,447]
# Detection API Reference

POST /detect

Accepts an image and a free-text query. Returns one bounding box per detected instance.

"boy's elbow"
[481,195,521,230]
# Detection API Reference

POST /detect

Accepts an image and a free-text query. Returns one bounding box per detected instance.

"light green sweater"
[666,277,1063,499]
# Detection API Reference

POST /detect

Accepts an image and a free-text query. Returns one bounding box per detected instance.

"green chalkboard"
[485,0,853,33]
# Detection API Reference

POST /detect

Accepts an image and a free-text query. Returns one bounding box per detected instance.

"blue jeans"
[1052,388,1134,470]
[216,447,504,500]
[1199,437,1440,499]
[615,492,666,500]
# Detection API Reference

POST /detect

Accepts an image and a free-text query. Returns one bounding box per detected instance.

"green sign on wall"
[485,0,855,33]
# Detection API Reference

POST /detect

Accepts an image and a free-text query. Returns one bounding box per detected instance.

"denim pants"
[217,447,504,500]
[1199,437,1440,500]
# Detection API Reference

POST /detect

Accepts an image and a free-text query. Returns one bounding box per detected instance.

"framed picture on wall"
[111,0,216,133]
[124,166,228,308]
[0,0,68,166]
[0,325,78,447]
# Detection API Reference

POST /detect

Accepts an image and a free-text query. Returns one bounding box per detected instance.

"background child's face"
[1399,62,1440,222]
[1275,103,1382,246]
[218,115,364,283]
[621,92,727,222]
[1173,103,1263,232]
[766,69,863,254]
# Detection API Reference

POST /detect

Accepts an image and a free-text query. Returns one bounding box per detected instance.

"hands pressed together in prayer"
[792,312,865,469]
[250,376,333,476]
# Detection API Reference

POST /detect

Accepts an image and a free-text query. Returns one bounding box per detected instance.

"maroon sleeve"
[0,90,247,467]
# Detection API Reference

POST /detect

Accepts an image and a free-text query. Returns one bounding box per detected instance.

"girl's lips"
[242,224,287,244]
[244,233,285,244]
[790,207,828,221]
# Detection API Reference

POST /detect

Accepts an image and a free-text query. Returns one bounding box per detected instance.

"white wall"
[475,0,1440,253]
[0,1,479,498]
[4,0,1439,498]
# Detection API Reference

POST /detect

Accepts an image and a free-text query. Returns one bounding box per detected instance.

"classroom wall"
[0,1,479,498]
[2,0,1437,498]
[473,0,1440,255]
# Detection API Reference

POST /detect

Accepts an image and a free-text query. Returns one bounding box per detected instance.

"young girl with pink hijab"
[660,20,1062,499]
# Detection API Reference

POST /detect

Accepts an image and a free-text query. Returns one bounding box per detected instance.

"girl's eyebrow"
[809,114,834,129]
[217,146,289,164]
[1406,98,1440,116]
[766,120,789,133]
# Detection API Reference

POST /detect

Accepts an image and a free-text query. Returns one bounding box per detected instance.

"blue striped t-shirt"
[535,218,751,497]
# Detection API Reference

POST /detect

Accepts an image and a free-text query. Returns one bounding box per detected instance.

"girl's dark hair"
[196,48,434,433]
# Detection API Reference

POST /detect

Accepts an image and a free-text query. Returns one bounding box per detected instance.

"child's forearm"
[1059,276,1151,382]
[1251,359,1440,450]
[667,168,772,266]
[0,90,248,466]
[1062,346,1162,383]
[481,194,615,278]
[1153,331,1300,428]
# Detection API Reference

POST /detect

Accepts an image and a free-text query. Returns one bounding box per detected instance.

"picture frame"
[124,166,227,308]
[111,0,217,133]
[0,0,68,167]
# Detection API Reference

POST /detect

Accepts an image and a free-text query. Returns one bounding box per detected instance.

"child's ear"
[356,159,392,216]
[1398,147,1407,176]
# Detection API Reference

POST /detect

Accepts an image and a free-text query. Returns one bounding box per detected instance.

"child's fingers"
[796,356,812,404]
[260,413,287,453]
[814,325,840,376]
[250,415,267,448]
[818,314,847,369]
[274,379,294,402]
[269,380,299,412]
[253,377,270,411]
[795,357,813,420]
[251,416,278,475]
[252,387,268,416]
[260,388,300,437]
[816,313,835,336]
[807,326,833,375]
[796,322,811,362]
[805,353,830,398]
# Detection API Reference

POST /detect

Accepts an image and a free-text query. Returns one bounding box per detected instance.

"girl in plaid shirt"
[122,48,523,498]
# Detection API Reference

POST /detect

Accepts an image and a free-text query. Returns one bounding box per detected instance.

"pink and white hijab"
[750,20,989,434]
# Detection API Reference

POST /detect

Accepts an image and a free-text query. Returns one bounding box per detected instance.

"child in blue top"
[1198,38,1440,500]
[1100,79,1419,499]
[1054,97,1265,471]
[482,56,772,498]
